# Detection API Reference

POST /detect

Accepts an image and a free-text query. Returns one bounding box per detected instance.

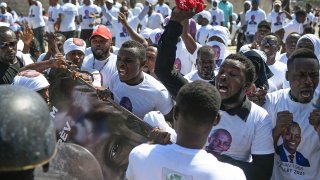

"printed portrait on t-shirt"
[212,15,218,25]
[105,20,111,26]
[174,58,182,73]
[274,15,282,26]
[162,167,193,180]
[277,122,310,167]
[120,96,133,112]
[83,9,91,19]
[212,45,222,67]
[206,129,232,155]
[120,27,128,37]
[249,15,256,25]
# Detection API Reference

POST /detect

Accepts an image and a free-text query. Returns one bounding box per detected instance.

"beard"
[221,86,246,106]
[92,50,108,60]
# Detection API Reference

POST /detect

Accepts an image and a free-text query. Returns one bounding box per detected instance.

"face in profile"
[206,129,232,155]
[53,85,149,179]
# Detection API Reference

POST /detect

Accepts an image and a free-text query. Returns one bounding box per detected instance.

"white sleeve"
[220,11,224,24]
[251,112,275,154]
[268,13,271,22]
[126,151,136,180]
[155,88,173,116]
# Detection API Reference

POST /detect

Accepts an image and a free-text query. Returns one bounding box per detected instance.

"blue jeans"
[32,26,45,53]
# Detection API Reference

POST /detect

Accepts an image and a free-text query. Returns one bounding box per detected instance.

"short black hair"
[176,81,221,124]
[120,40,146,61]
[0,26,15,41]
[225,53,256,84]
[258,20,271,30]
[197,45,215,58]
[295,9,307,17]
[55,33,66,43]
[264,32,281,48]
[287,48,319,69]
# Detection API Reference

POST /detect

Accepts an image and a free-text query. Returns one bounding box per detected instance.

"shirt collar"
[221,96,252,122]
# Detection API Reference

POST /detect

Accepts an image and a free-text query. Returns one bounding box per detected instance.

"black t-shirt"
[0,59,23,85]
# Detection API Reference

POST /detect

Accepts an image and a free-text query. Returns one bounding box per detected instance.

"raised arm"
[155,8,194,98]
[118,12,148,47]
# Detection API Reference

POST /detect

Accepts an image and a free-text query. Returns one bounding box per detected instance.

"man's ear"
[213,112,221,126]
[285,70,289,81]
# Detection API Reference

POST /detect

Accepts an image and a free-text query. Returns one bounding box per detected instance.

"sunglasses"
[261,39,278,47]
[0,41,17,49]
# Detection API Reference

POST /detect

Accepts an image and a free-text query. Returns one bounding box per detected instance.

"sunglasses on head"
[0,41,17,49]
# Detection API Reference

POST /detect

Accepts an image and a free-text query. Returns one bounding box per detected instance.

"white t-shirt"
[196,24,212,45]
[78,4,100,30]
[100,7,119,37]
[28,1,45,29]
[59,3,78,32]
[81,52,117,88]
[306,12,316,25]
[140,12,164,30]
[126,143,246,180]
[154,4,171,18]
[16,51,34,66]
[184,70,210,83]
[268,60,287,90]
[282,19,304,43]
[0,12,14,25]
[268,11,287,33]
[245,8,267,35]
[209,8,224,26]
[174,40,198,75]
[48,4,61,33]
[205,102,274,161]
[278,53,288,65]
[108,72,173,119]
[263,89,320,180]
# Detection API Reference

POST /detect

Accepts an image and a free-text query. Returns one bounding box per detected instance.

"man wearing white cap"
[12,70,50,104]
[0,2,13,26]
[196,10,212,45]
[209,0,224,26]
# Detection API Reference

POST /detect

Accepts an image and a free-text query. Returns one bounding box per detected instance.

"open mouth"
[300,89,313,98]
[218,84,228,93]
[118,69,127,76]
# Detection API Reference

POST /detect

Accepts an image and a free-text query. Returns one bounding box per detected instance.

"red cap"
[90,25,112,41]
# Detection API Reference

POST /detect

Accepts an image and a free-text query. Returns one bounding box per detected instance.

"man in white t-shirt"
[263,48,320,180]
[209,0,224,26]
[0,3,13,26]
[102,4,149,48]
[81,25,117,88]
[276,10,306,43]
[108,40,173,119]
[101,0,119,42]
[154,0,171,18]
[196,11,212,45]
[140,6,164,30]
[78,0,101,44]
[306,3,316,27]
[268,0,292,33]
[27,0,46,53]
[244,0,266,43]
[47,0,61,33]
[184,46,216,83]
[56,0,79,39]
[126,80,246,180]
[155,10,274,179]
[260,34,286,90]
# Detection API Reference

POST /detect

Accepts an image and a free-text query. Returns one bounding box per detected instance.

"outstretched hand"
[19,24,34,46]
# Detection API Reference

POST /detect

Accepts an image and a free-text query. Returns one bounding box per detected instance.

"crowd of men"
[0,0,320,179]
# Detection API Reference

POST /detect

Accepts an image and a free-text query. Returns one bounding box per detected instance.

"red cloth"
[175,0,206,13]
